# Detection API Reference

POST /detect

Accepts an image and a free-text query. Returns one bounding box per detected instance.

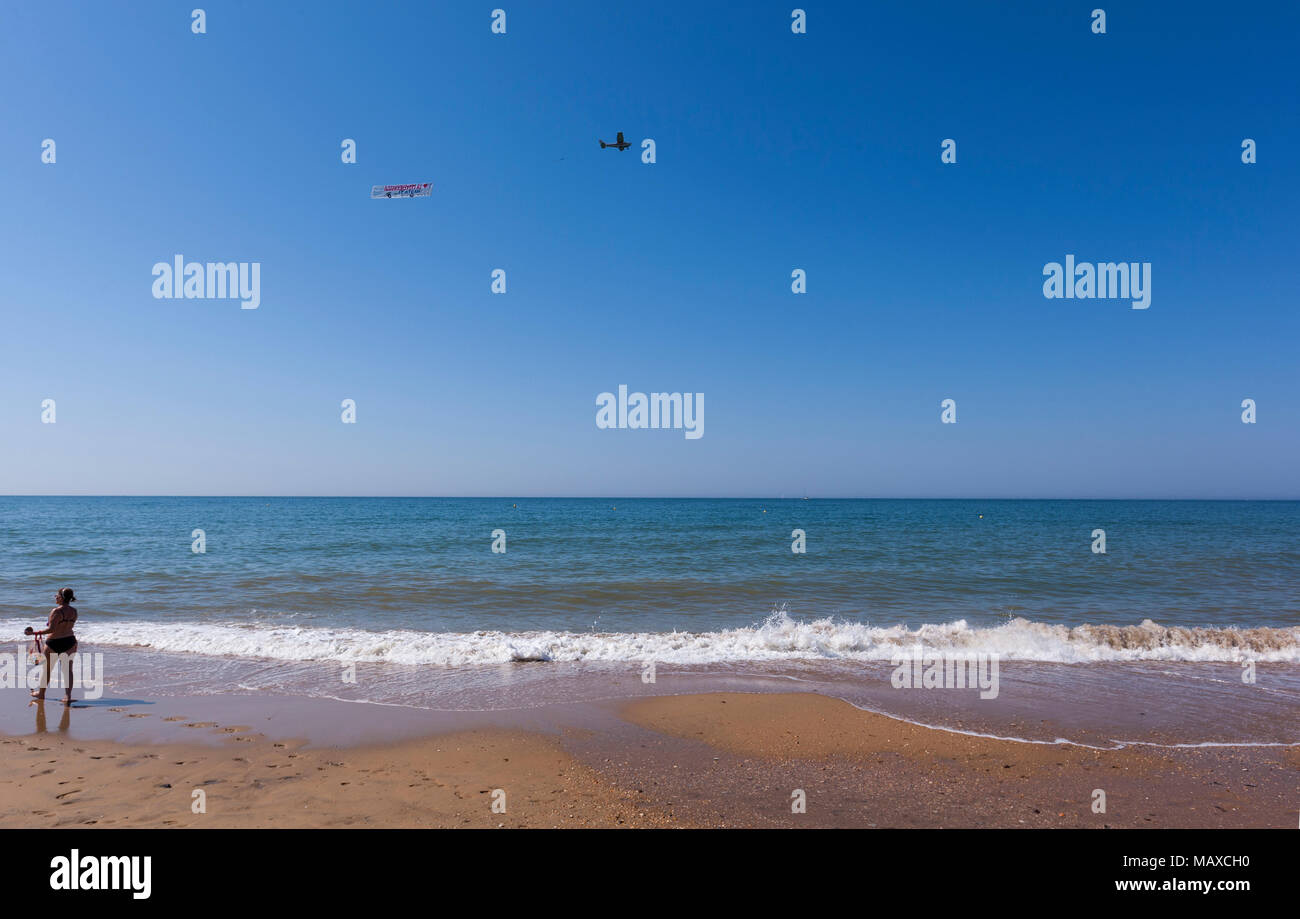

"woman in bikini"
[26,588,78,705]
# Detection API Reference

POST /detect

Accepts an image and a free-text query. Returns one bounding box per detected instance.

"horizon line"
[3,495,1298,502]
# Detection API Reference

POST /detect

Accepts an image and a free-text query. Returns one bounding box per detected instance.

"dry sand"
[0,727,675,828]
[1,691,1294,828]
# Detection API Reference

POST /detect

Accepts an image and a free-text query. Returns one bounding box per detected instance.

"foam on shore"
[5,610,1297,665]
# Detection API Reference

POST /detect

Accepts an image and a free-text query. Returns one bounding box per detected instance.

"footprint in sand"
[126,713,150,719]
[183,722,218,729]
[54,790,81,800]
[162,717,188,722]
[218,726,249,734]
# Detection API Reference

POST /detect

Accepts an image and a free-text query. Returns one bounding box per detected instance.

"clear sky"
[1,1,1296,498]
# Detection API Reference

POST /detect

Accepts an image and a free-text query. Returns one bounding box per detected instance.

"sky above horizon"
[1,1,1297,498]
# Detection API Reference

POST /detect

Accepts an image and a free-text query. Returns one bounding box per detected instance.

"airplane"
[599,131,630,151]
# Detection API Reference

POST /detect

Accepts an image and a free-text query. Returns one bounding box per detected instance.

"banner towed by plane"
[370,183,432,199]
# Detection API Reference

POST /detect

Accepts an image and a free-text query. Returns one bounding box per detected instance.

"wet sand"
[34,645,1300,748]
[1,690,1294,828]
[611,692,1300,827]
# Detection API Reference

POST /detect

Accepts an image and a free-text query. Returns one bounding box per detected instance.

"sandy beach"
[2,691,1294,829]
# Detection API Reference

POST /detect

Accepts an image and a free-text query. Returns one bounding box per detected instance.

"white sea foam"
[4,612,1297,666]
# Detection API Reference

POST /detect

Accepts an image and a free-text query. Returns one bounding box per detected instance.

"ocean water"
[2,497,1298,743]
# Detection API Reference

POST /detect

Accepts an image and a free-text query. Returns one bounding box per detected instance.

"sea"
[2,497,1297,746]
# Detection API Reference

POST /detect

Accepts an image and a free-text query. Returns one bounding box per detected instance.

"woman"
[26,588,78,705]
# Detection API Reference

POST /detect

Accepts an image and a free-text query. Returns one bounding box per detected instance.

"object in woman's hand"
[24,627,33,635]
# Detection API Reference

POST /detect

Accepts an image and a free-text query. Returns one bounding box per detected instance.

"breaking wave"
[5,612,1298,666]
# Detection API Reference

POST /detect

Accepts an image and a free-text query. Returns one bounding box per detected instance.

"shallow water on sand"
[5,645,1294,749]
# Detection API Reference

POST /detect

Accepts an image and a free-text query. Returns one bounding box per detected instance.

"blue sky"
[1,1,1296,498]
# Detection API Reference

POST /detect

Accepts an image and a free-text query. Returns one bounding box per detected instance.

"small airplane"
[599,131,630,151]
